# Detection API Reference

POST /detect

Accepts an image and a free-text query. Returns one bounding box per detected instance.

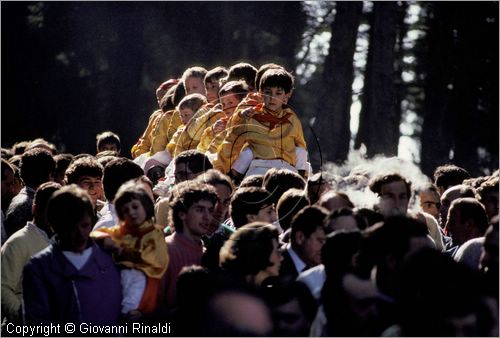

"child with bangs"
[91,181,169,320]
[216,68,310,182]
[197,80,249,158]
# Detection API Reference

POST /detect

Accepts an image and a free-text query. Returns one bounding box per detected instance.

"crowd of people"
[1,61,499,336]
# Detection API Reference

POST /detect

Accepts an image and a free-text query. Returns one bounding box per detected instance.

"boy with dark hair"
[476,177,499,220]
[65,156,104,211]
[229,187,276,229]
[204,66,229,104]
[53,153,74,185]
[263,168,306,205]
[216,68,310,180]
[96,131,121,155]
[158,181,218,310]
[225,62,258,91]
[4,149,55,238]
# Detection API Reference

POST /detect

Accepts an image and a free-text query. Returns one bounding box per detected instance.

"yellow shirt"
[91,220,169,279]
[149,110,182,155]
[197,115,230,154]
[184,103,223,148]
[216,105,307,174]
[131,109,163,159]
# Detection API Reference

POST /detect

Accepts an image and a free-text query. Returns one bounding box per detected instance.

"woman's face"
[265,238,283,277]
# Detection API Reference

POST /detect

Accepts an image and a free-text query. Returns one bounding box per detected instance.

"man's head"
[181,66,208,96]
[2,159,18,211]
[418,184,441,221]
[204,66,228,104]
[276,188,310,232]
[290,205,329,267]
[317,191,354,213]
[47,185,95,253]
[439,184,476,227]
[433,164,471,195]
[19,148,55,189]
[169,181,218,239]
[196,169,233,225]
[32,181,62,231]
[477,177,499,221]
[102,158,143,201]
[53,153,74,185]
[96,131,121,155]
[173,150,213,184]
[445,197,489,246]
[230,187,276,228]
[260,68,294,112]
[262,168,306,205]
[369,173,411,217]
[65,157,104,206]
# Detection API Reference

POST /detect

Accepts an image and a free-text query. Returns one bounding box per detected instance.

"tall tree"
[355,2,400,158]
[313,1,363,167]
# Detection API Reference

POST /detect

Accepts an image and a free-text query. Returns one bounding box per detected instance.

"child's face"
[120,198,147,227]
[205,80,220,104]
[220,93,240,115]
[185,76,206,96]
[262,86,290,112]
[180,107,195,125]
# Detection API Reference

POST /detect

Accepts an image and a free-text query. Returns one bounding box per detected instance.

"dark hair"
[262,168,306,205]
[477,177,499,204]
[26,138,57,155]
[169,181,218,232]
[114,181,154,222]
[259,68,294,93]
[174,150,213,175]
[306,171,337,204]
[196,169,233,194]
[290,205,328,244]
[96,131,121,153]
[53,154,74,183]
[369,172,412,198]
[327,207,368,231]
[433,164,471,191]
[19,148,55,188]
[47,184,95,233]
[449,197,489,234]
[12,141,30,155]
[1,148,13,160]
[239,174,264,188]
[226,62,258,90]
[177,93,207,113]
[1,158,15,180]
[255,63,283,91]
[34,181,62,213]
[219,222,279,275]
[219,80,249,102]
[276,188,310,232]
[160,83,178,112]
[65,157,103,184]
[204,66,229,86]
[230,187,273,228]
[102,158,143,201]
[173,81,186,107]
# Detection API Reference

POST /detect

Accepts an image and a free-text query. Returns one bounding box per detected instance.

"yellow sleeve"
[137,229,169,278]
[291,112,307,149]
[197,126,215,153]
[214,115,248,174]
[151,110,181,155]
[131,110,163,159]
[185,106,224,148]
[166,125,185,157]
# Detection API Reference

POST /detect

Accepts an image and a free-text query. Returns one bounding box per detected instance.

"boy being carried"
[216,68,310,182]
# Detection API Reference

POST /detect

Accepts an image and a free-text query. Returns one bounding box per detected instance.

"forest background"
[2,1,498,177]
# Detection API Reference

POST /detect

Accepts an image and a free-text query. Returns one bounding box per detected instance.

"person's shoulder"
[25,244,56,268]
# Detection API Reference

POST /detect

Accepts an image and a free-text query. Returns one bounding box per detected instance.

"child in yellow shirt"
[197,80,249,159]
[217,68,311,181]
[91,181,169,319]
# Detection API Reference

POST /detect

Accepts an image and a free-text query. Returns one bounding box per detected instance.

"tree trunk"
[355,2,400,158]
[312,1,363,168]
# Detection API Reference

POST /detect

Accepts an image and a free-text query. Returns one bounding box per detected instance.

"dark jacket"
[22,242,122,326]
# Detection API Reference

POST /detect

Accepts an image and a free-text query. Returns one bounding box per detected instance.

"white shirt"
[286,245,306,275]
[93,202,118,230]
[297,264,326,300]
[63,246,93,271]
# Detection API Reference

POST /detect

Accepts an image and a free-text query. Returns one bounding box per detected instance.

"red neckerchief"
[252,106,293,130]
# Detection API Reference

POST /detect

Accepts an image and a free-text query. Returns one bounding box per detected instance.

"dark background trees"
[2,1,498,177]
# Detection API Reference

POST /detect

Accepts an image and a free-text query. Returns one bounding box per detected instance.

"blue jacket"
[22,242,122,326]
